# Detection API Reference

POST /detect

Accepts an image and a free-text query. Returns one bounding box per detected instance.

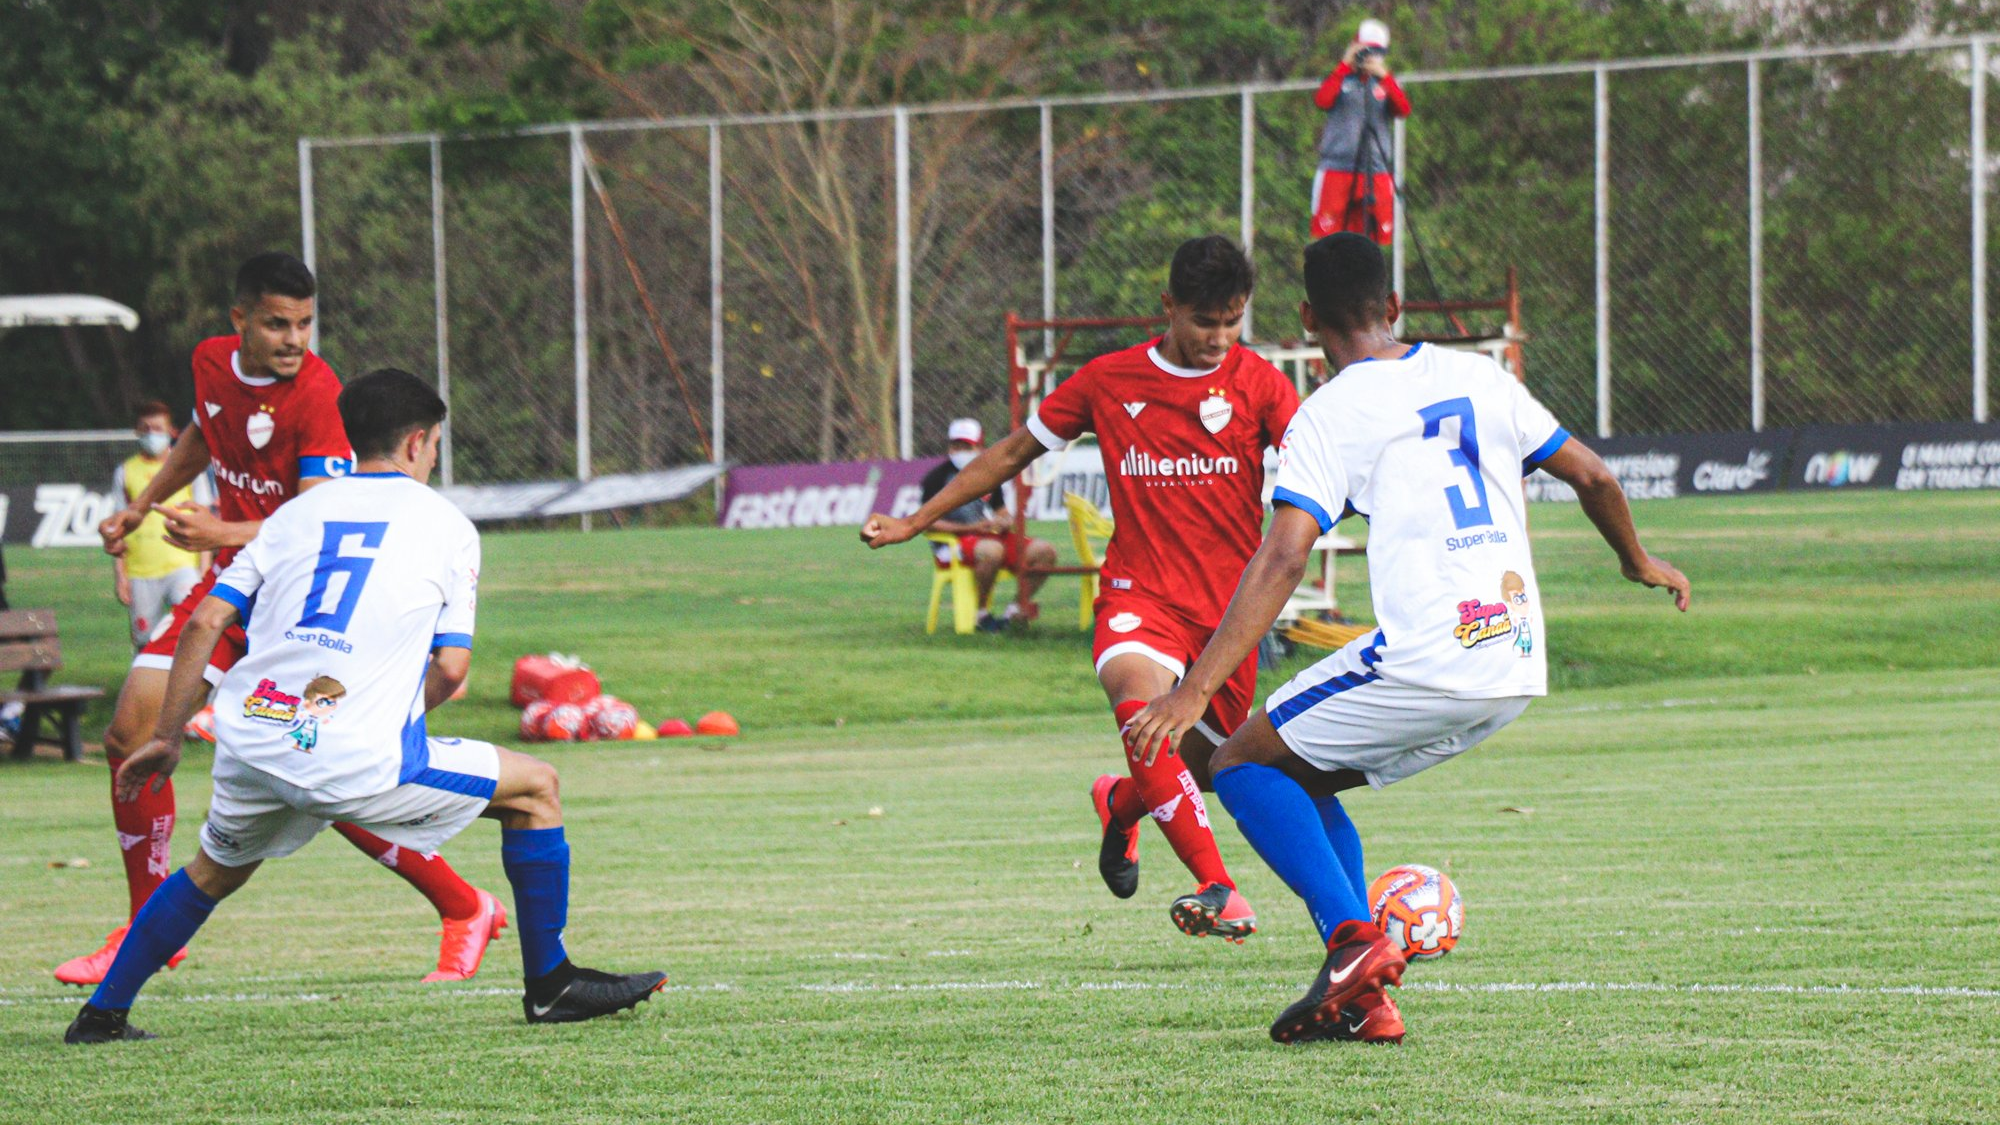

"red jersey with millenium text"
[188,335,352,569]
[1028,338,1299,626]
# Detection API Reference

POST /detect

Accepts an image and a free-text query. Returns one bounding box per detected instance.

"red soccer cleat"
[1269,919,1408,1044]
[1169,881,1257,943]
[1295,989,1406,1045]
[53,926,188,987]
[421,888,508,983]
[1090,774,1141,899]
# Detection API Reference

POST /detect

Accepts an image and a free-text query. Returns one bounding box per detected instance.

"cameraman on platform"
[1310,18,1409,246]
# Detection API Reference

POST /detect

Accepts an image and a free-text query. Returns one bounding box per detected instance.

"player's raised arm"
[1536,438,1691,611]
[859,426,1046,548]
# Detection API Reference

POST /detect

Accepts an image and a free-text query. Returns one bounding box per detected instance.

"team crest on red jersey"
[247,405,276,449]
[1198,388,1233,434]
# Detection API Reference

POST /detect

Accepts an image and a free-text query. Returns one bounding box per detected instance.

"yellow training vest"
[119,454,202,579]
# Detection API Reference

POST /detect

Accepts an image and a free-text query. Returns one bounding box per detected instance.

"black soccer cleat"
[1090,774,1140,899]
[1269,920,1406,1044]
[523,966,668,1024]
[1169,882,1257,943]
[64,1003,158,1045]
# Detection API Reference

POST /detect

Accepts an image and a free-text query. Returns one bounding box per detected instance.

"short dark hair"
[1302,233,1389,332]
[234,252,316,307]
[1168,235,1255,310]
[338,368,446,460]
[133,400,172,423]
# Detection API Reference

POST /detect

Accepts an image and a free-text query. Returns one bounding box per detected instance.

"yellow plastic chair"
[1063,492,1114,631]
[923,532,1011,635]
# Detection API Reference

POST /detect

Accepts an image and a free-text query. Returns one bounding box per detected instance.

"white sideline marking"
[7,978,1997,1008]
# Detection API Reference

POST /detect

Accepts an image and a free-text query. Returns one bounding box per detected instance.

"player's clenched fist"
[99,505,146,557]
[860,513,917,549]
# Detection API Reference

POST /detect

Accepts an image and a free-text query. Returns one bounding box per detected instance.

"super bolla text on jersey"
[1027,339,1299,625]
[1272,344,1570,699]
[207,472,480,800]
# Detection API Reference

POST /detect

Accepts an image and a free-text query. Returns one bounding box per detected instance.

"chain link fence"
[300,36,1998,485]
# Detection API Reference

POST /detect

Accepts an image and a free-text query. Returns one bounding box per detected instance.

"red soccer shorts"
[1091,592,1258,741]
[1311,169,1395,245]
[132,567,247,686]
[934,531,1031,572]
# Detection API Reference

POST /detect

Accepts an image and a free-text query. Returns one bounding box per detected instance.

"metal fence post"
[1392,115,1406,336]
[299,138,317,352]
[1975,40,1989,424]
[430,135,454,485]
[569,126,591,527]
[1040,102,1055,356]
[710,124,726,466]
[1240,87,1256,341]
[1748,60,1765,432]
[895,106,913,460]
[1594,66,1612,438]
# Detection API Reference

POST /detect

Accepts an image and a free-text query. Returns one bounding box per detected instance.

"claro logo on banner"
[0,483,122,547]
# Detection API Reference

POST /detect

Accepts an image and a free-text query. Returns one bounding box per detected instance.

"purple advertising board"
[718,458,934,529]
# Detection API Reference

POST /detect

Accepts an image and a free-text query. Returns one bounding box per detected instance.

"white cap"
[947,418,983,444]
[1356,19,1390,48]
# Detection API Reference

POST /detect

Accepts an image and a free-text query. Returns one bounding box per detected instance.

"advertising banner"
[717,444,1112,530]
[1524,430,1790,502]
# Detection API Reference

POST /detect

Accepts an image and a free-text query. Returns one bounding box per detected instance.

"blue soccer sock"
[501,826,571,981]
[1313,793,1370,909]
[89,868,216,1011]
[1213,763,1370,944]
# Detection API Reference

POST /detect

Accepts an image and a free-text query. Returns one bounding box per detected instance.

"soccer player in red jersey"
[56,253,505,986]
[863,236,1299,939]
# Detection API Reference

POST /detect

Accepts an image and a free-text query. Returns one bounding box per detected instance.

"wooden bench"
[2,609,106,762]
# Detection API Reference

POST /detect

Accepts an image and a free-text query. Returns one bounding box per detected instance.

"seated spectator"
[920,418,1057,632]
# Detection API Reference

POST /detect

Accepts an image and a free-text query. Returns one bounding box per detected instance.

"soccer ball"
[541,703,590,742]
[520,700,557,741]
[590,700,639,741]
[1367,863,1463,962]
[184,705,217,743]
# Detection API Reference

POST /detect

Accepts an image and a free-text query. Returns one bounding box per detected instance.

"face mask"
[948,450,976,470]
[138,432,171,456]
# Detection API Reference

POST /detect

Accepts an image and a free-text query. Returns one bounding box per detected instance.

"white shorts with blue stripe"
[1264,631,1533,788]
[200,737,499,867]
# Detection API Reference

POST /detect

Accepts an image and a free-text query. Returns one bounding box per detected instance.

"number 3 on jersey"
[1418,397,1493,530]
[298,521,387,633]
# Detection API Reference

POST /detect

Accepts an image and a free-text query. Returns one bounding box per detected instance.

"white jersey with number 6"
[207,472,479,800]
[1272,343,1569,700]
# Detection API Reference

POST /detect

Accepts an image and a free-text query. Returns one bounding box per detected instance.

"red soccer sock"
[332,821,482,920]
[1112,700,1233,889]
[1107,775,1148,828]
[108,754,176,919]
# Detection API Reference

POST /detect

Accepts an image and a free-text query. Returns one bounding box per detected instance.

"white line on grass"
[5,978,1996,1007]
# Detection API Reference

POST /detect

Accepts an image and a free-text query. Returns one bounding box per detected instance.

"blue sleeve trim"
[210,584,252,615]
[299,456,352,480]
[431,632,474,652]
[1271,486,1335,534]
[1522,427,1572,474]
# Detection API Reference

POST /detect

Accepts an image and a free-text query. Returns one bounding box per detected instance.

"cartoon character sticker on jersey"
[1502,570,1534,657]
[285,676,346,753]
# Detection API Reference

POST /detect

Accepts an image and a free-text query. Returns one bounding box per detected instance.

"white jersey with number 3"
[1272,344,1569,699]
[208,472,480,800]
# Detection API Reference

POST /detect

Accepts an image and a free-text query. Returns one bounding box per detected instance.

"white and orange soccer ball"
[541,703,590,742]
[520,700,557,741]
[183,705,216,743]
[589,700,639,741]
[1367,863,1463,962]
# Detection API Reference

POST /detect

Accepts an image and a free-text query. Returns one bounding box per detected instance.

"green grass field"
[2,490,1997,1123]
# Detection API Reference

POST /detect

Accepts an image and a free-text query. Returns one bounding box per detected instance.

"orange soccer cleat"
[1169,881,1257,943]
[54,926,188,987]
[1269,919,1407,1044]
[421,888,509,983]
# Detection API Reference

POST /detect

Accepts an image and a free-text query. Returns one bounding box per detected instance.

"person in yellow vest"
[112,402,214,651]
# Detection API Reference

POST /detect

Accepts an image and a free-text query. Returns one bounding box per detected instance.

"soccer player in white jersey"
[1123,233,1690,1045]
[65,369,665,1044]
